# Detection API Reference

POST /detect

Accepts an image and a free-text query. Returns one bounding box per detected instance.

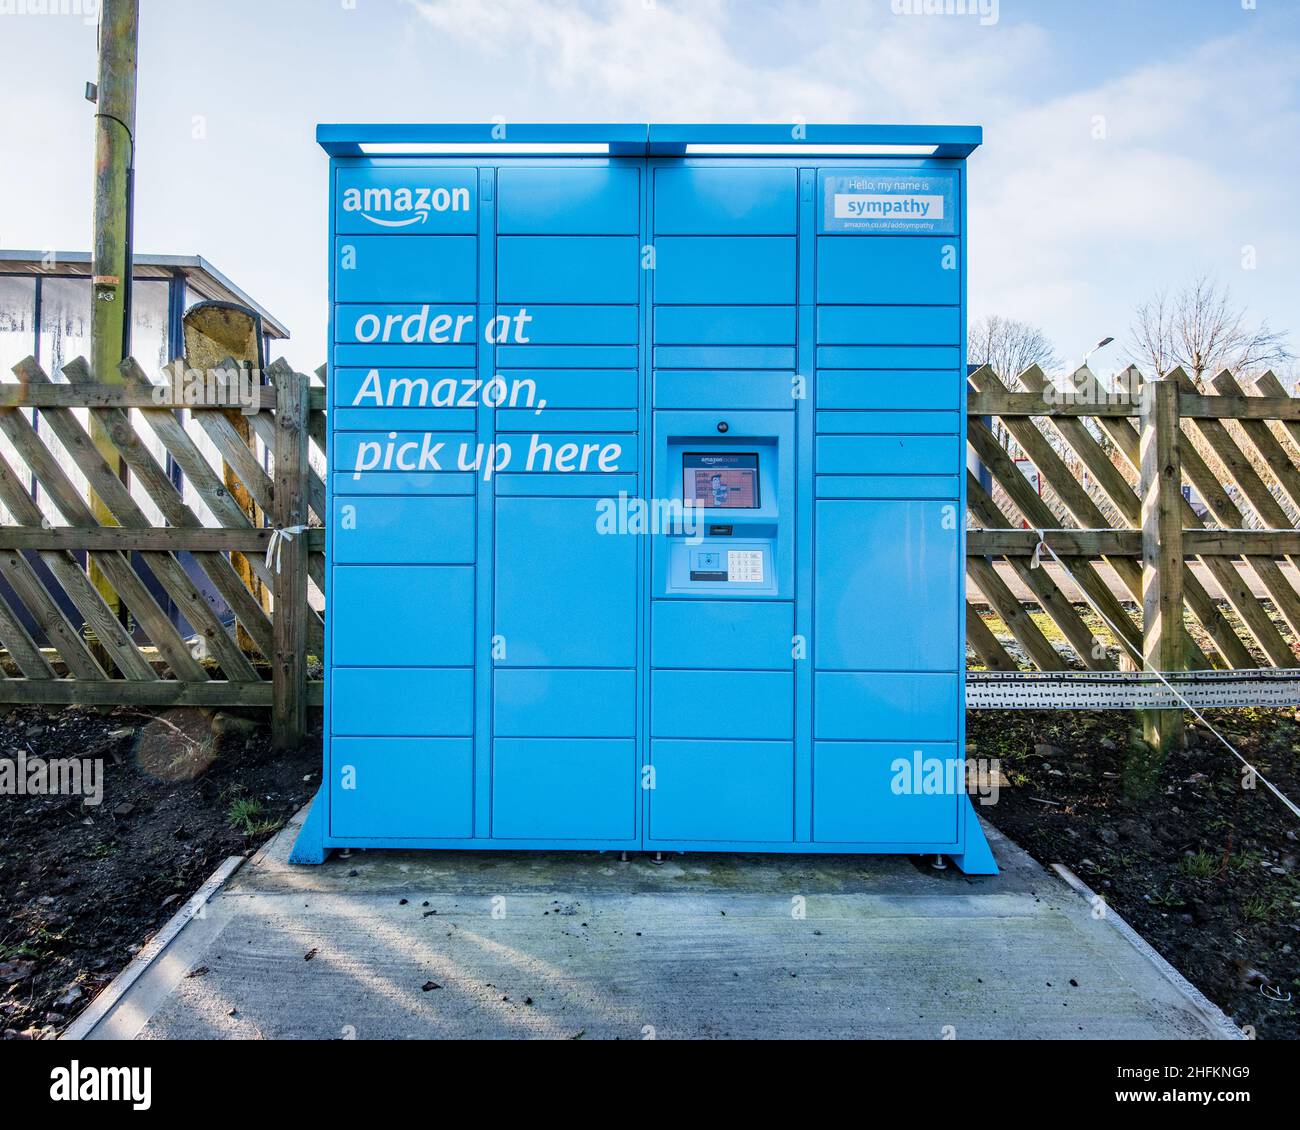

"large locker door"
[495,496,636,667]
[490,165,642,844]
[814,499,957,671]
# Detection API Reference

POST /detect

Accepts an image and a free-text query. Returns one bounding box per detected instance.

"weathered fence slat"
[1254,369,1300,456]
[1075,383,1250,669]
[0,547,109,680]
[271,365,310,749]
[0,404,195,678]
[967,554,1066,671]
[248,394,326,525]
[4,359,210,680]
[966,528,1300,557]
[965,600,1020,672]
[977,366,1230,668]
[189,400,278,516]
[1014,366,1141,524]
[969,389,1300,421]
[1216,372,1300,516]
[1140,378,1185,748]
[967,412,1150,663]
[1162,371,1300,663]
[0,585,57,679]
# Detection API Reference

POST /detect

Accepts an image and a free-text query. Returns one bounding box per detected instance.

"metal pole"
[89,0,139,628]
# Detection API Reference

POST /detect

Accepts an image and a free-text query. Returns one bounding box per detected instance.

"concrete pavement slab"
[74,810,1240,1040]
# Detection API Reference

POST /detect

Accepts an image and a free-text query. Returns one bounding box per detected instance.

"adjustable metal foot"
[930,853,948,870]
[649,851,664,866]
[618,850,629,864]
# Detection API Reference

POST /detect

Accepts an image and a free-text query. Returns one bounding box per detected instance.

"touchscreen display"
[683,452,760,509]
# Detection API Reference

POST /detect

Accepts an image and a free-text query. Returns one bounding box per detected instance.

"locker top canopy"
[316,123,983,160]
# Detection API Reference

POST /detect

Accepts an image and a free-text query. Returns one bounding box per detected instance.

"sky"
[1,0,1297,376]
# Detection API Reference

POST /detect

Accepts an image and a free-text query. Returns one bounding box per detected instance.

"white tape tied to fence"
[265,524,308,574]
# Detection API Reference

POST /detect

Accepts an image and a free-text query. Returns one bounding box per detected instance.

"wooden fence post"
[1139,377,1185,760]
[272,365,310,749]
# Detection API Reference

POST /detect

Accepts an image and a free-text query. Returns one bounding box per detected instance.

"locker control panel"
[664,436,779,596]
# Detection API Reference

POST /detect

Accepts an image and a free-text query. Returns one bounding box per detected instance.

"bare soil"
[0,705,318,1039]
[972,708,1300,1039]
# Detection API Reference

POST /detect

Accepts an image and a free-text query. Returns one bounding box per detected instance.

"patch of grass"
[1241,896,1278,924]
[1228,850,1262,872]
[227,796,263,834]
[1148,888,1185,909]
[226,796,283,839]
[1179,849,1220,879]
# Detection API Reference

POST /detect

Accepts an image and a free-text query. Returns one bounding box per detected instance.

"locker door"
[815,499,958,672]
[495,495,636,667]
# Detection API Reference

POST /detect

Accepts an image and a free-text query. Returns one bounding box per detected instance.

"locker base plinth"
[288,788,331,865]
[948,798,998,875]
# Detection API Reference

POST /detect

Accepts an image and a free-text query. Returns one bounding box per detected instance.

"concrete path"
[76,810,1239,1040]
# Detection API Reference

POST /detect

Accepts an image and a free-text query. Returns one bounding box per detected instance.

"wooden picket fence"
[2,354,1299,745]
[967,363,1300,675]
[0,354,325,746]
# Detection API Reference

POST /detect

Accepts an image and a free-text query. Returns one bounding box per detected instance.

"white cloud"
[968,28,1300,363]
[406,0,828,120]
[403,0,1046,122]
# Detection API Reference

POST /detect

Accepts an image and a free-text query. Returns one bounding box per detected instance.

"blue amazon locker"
[294,124,995,874]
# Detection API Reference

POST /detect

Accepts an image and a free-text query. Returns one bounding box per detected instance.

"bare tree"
[1129,288,1177,378]
[967,315,1061,383]
[1128,274,1292,386]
